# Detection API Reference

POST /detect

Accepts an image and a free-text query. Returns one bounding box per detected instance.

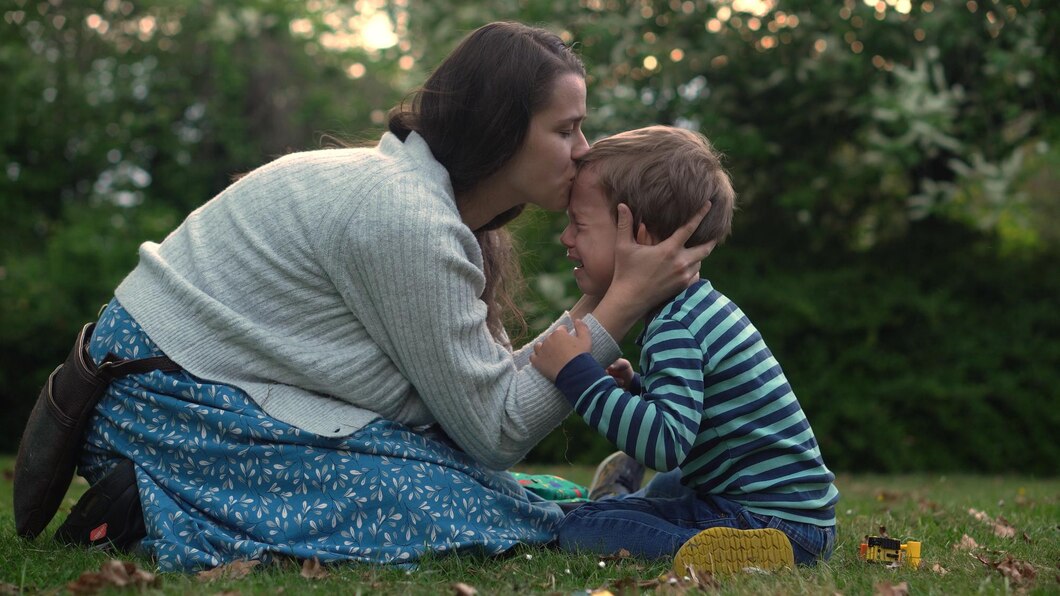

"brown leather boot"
[14,323,111,539]
[14,323,178,539]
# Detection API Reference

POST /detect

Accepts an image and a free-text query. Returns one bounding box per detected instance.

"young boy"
[530,126,838,574]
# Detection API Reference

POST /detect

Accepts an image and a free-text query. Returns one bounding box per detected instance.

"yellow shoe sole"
[673,527,795,575]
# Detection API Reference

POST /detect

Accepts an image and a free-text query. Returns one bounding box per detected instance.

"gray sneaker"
[589,451,645,500]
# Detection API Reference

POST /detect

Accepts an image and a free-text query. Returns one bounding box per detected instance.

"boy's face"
[560,166,617,298]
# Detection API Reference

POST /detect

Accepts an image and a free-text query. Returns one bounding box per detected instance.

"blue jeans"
[555,470,835,565]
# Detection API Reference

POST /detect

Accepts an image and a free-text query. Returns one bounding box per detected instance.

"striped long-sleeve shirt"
[555,280,838,526]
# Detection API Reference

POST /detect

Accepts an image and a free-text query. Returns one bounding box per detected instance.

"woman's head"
[388,22,587,342]
[389,22,587,227]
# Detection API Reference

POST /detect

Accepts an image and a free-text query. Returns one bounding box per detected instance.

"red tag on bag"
[89,523,108,542]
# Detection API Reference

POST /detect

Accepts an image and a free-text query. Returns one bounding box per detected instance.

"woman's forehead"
[539,73,586,120]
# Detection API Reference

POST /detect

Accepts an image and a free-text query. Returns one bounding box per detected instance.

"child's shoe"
[673,527,794,575]
[588,451,644,500]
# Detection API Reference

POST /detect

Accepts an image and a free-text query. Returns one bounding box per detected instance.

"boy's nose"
[560,226,575,247]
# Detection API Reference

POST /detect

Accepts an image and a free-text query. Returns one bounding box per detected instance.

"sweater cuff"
[555,352,607,406]
[582,313,622,367]
[629,373,643,395]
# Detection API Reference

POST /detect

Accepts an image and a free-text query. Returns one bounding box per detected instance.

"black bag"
[14,322,179,539]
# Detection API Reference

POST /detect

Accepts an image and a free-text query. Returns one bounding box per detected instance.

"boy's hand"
[606,358,635,389]
[530,319,592,382]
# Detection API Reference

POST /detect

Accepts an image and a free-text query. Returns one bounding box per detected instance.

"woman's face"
[497,73,589,212]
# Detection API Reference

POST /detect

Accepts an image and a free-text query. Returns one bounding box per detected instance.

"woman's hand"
[593,202,716,340]
[530,319,592,383]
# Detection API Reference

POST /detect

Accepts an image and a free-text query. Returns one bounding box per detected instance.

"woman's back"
[116,137,453,437]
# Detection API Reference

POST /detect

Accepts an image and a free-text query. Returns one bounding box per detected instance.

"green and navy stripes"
[555,280,838,526]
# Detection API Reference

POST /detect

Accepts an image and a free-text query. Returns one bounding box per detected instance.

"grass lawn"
[2,457,1057,594]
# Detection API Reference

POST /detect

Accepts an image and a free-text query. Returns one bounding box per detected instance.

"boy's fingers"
[573,318,589,335]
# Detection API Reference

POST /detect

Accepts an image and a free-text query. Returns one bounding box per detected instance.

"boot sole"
[673,527,794,575]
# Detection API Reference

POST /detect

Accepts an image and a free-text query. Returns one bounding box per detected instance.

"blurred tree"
[1,0,407,448]
[397,0,1060,471]
[2,0,1057,471]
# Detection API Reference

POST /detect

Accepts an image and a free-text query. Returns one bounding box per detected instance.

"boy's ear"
[635,223,661,246]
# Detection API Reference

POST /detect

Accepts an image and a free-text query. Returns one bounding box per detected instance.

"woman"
[16,22,712,571]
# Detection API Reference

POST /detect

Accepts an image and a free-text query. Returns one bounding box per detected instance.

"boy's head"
[560,125,736,297]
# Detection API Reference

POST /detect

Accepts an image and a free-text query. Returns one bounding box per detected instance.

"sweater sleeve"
[511,312,571,370]
[555,319,704,472]
[330,179,620,470]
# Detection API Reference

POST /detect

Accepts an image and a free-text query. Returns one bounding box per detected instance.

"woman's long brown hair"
[387,22,585,344]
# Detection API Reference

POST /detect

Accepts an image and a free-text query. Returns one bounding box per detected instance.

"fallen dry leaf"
[600,548,633,561]
[993,515,1017,539]
[968,507,1022,539]
[931,563,949,575]
[452,582,478,595]
[607,576,642,595]
[632,576,666,592]
[67,559,159,594]
[682,564,722,590]
[1,582,19,595]
[954,534,979,551]
[917,498,940,513]
[197,559,261,582]
[300,557,329,580]
[873,580,910,596]
[995,555,1037,586]
[975,553,1037,587]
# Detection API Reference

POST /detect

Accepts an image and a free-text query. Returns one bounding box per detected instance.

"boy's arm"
[552,319,705,472]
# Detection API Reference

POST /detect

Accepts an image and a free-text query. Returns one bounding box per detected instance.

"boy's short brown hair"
[579,125,735,247]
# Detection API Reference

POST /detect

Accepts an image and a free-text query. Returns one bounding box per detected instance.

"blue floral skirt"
[79,299,562,572]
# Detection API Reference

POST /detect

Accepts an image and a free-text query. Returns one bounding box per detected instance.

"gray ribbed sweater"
[114,132,620,470]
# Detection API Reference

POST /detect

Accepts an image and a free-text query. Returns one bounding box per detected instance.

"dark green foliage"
[3,1,1058,473]
[526,217,1060,473]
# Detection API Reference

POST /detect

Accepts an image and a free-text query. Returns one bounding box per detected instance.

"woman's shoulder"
[245,132,439,182]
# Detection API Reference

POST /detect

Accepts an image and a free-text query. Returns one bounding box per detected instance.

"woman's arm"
[337,183,621,470]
